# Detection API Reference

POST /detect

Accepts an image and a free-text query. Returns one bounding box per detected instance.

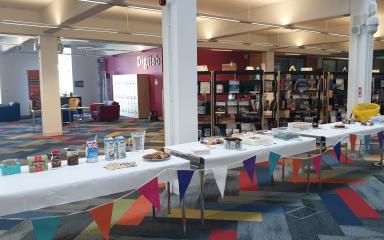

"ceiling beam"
[41,0,112,33]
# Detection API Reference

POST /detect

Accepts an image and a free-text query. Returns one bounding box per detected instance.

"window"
[58,48,73,96]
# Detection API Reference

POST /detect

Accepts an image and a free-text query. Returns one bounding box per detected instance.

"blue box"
[0,160,21,176]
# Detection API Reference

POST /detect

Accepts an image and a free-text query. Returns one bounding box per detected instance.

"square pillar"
[38,35,63,136]
[162,0,198,145]
[262,51,275,72]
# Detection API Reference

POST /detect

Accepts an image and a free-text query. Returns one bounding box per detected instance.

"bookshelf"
[212,70,264,135]
[263,72,278,129]
[278,71,323,126]
[197,71,214,138]
[372,72,384,115]
[326,72,348,122]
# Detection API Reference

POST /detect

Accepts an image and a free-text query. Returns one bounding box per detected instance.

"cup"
[131,131,145,151]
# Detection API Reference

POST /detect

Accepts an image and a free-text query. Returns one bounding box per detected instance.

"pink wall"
[103,48,163,117]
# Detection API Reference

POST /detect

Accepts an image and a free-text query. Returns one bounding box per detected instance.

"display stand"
[372,72,384,115]
[263,72,278,129]
[325,72,348,122]
[197,71,214,138]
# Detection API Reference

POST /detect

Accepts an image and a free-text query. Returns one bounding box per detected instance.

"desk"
[0,149,190,217]
[165,137,316,226]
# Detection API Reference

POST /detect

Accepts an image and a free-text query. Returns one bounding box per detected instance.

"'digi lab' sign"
[137,55,161,70]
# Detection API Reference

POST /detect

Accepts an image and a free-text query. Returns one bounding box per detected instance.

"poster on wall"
[27,70,41,110]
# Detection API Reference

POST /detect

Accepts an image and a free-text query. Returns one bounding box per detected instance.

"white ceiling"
[0,0,54,10]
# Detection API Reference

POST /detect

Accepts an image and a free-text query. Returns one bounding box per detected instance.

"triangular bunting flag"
[138,177,161,211]
[177,170,194,202]
[333,142,341,162]
[364,135,370,151]
[349,134,357,151]
[268,152,281,176]
[313,155,322,175]
[292,159,302,180]
[212,167,228,198]
[90,203,114,240]
[32,217,60,240]
[378,131,384,148]
[243,156,256,183]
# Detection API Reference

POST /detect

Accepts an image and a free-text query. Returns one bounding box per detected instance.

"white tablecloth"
[165,137,316,169]
[300,122,384,146]
[0,149,190,217]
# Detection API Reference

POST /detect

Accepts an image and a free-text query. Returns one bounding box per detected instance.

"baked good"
[143,151,171,160]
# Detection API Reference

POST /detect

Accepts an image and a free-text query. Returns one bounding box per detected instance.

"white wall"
[0,52,39,116]
[72,55,100,106]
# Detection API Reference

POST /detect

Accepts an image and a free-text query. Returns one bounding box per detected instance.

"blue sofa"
[0,102,21,122]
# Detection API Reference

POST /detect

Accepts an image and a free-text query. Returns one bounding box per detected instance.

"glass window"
[58,48,73,96]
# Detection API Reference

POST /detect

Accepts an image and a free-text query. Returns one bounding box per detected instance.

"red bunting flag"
[313,155,322,175]
[291,159,302,182]
[349,134,357,151]
[90,203,114,240]
[138,177,161,211]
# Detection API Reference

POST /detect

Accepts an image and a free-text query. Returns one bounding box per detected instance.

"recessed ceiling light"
[198,14,241,23]
[78,0,108,4]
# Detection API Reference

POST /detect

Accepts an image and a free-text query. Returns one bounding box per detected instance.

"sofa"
[0,102,21,122]
[91,101,120,121]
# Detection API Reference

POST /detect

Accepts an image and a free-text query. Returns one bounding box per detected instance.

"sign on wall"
[27,70,41,110]
[137,54,161,70]
[74,80,84,88]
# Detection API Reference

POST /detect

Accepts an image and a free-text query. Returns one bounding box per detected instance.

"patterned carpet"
[1,119,384,240]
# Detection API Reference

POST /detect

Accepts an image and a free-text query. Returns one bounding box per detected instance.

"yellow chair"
[352,103,380,122]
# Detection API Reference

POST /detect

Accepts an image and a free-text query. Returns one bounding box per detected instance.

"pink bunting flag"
[313,155,322,175]
[138,177,161,211]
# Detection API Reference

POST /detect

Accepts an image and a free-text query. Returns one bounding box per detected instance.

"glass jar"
[51,150,61,168]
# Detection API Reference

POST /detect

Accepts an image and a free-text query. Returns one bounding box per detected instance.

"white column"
[347,0,379,115]
[162,0,198,145]
[38,35,63,136]
[262,51,275,72]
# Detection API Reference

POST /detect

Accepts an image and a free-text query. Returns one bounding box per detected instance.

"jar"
[67,149,79,166]
[51,150,61,168]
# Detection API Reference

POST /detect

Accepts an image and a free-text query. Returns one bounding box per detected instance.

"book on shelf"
[264,80,274,92]
[295,79,308,91]
[199,81,211,94]
[264,100,270,111]
[250,100,260,113]
[307,79,317,90]
[335,78,344,91]
[270,99,277,111]
[215,102,226,114]
[229,80,240,93]
[238,101,250,113]
[216,84,224,94]
[227,101,238,114]
[198,105,206,115]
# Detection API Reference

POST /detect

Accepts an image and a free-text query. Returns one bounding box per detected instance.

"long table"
[299,122,384,192]
[0,149,190,217]
[165,136,317,226]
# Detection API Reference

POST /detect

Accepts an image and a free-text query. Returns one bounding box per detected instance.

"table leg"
[381,142,384,169]
[359,139,362,154]
[167,181,171,214]
[32,112,36,134]
[182,196,186,234]
[152,206,156,218]
[306,157,311,194]
[200,170,205,226]
[282,158,285,183]
[318,139,323,192]
[344,142,348,164]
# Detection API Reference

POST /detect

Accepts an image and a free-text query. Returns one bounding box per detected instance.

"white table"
[299,122,384,192]
[0,149,190,217]
[300,122,384,146]
[165,136,316,226]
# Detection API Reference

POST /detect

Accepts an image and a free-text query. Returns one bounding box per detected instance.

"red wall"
[197,48,250,71]
[103,48,252,118]
[103,48,163,117]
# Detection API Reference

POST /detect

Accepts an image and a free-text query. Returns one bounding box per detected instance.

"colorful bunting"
[32,217,60,240]
[243,156,256,183]
[90,203,114,240]
[291,159,302,181]
[268,152,281,176]
[349,134,357,151]
[364,135,371,151]
[333,142,341,162]
[212,167,228,198]
[138,177,161,211]
[378,131,384,148]
[177,170,194,202]
[313,155,322,175]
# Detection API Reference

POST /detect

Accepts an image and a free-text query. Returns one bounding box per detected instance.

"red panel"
[210,229,237,240]
[335,188,381,219]
[239,170,258,191]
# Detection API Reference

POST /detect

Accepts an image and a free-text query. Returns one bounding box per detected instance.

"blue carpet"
[320,192,363,226]
[205,202,284,213]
